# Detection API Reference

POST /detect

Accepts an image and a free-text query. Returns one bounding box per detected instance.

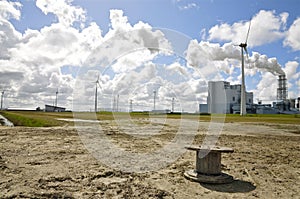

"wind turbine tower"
[172,97,175,113]
[55,89,58,107]
[238,20,251,116]
[1,90,4,110]
[129,99,133,112]
[116,94,119,112]
[153,90,156,111]
[94,75,101,112]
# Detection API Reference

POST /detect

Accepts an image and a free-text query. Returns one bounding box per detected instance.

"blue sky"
[0,0,299,111]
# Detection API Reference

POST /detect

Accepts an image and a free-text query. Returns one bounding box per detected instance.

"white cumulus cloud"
[284,18,300,51]
[0,0,22,59]
[208,10,287,47]
[283,61,299,80]
[36,0,86,27]
[0,0,22,20]
[0,2,298,111]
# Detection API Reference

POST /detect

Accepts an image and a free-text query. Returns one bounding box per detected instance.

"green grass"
[223,113,300,124]
[0,111,72,127]
[99,112,300,124]
[0,111,299,127]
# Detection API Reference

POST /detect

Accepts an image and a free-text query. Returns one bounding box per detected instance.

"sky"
[0,0,299,112]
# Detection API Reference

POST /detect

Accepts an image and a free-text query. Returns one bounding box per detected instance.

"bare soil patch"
[0,120,299,198]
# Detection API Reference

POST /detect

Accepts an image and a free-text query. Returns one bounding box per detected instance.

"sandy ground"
[0,119,299,198]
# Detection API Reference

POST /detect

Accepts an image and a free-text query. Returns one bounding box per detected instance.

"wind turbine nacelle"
[239,43,247,48]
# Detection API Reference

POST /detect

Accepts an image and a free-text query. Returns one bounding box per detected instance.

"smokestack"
[277,74,288,101]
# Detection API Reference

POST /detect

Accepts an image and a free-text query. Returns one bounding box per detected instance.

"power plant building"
[200,81,253,114]
[199,77,300,114]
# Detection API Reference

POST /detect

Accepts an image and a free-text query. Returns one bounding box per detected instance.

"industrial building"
[200,81,253,114]
[200,75,300,114]
[270,75,299,113]
[45,104,66,112]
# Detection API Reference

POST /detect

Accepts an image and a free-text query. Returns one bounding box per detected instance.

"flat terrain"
[0,114,299,198]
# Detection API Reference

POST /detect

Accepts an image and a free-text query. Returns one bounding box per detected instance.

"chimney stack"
[277,74,288,101]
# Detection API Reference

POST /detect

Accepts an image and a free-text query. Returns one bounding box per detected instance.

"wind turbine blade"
[244,47,249,59]
[244,47,251,68]
[95,73,101,89]
[97,82,101,89]
[245,19,251,44]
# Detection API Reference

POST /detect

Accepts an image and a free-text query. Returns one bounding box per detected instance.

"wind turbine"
[55,88,59,107]
[171,97,175,113]
[116,94,119,112]
[153,90,156,111]
[129,99,133,112]
[238,20,251,116]
[94,74,101,112]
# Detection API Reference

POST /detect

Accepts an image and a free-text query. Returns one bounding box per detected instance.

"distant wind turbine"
[55,88,59,107]
[1,90,5,110]
[172,97,175,113]
[153,90,156,111]
[129,99,133,112]
[94,74,101,112]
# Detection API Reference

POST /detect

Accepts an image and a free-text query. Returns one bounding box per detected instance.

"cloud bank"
[0,1,299,111]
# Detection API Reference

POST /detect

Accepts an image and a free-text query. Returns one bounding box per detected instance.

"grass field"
[0,111,299,127]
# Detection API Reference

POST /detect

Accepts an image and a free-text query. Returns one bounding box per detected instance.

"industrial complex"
[200,74,300,114]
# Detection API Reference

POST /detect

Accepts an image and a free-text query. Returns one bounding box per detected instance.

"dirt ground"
[0,119,299,198]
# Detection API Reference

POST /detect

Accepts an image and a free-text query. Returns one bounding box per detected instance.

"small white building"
[205,81,253,114]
